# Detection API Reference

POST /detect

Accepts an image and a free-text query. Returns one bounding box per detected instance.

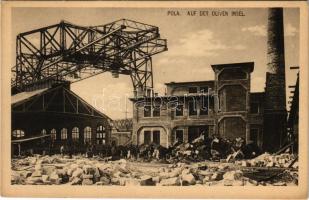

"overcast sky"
[12,7,299,119]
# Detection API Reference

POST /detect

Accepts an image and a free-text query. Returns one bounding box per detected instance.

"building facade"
[130,62,265,149]
[111,118,133,146]
[11,82,112,156]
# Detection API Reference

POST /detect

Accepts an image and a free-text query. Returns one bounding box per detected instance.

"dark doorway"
[144,131,151,144]
[153,130,160,145]
[176,129,184,143]
[188,126,209,142]
[250,128,259,144]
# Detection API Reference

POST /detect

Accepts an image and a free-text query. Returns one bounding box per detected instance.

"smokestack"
[267,8,285,75]
[263,8,287,152]
[265,7,286,111]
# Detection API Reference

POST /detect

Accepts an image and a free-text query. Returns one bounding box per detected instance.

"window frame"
[200,86,209,94]
[84,126,92,144]
[96,125,106,145]
[152,130,161,145]
[72,127,79,141]
[41,129,47,135]
[143,105,152,118]
[61,128,68,140]
[188,87,198,94]
[144,130,151,145]
[200,96,209,115]
[51,129,57,141]
[12,129,25,138]
[175,104,184,116]
[152,105,161,117]
[188,100,197,116]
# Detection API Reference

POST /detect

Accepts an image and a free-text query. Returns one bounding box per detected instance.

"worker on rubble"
[129,144,136,160]
[68,142,73,158]
[86,144,94,158]
[204,135,213,158]
[241,140,261,159]
[127,145,132,160]
[210,135,221,160]
[153,147,160,159]
[148,145,154,159]
[224,139,233,156]
[232,137,245,152]
[136,145,140,160]
[60,145,65,157]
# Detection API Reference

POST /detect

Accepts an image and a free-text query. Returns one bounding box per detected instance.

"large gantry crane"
[11,19,167,97]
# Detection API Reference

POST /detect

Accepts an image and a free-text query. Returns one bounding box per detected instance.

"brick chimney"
[263,8,288,152]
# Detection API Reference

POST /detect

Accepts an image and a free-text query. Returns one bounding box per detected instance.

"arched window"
[72,127,79,141]
[96,125,106,145]
[51,129,56,141]
[41,129,47,135]
[61,128,68,140]
[12,129,25,138]
[84,126,92,144]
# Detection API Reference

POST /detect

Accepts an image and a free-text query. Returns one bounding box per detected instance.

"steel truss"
[12,19,167,96]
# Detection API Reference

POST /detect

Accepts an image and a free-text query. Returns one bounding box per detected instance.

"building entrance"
[188,126,209,142]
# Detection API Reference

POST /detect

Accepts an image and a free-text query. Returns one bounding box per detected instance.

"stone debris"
[235,153,298,168]
[159,177,181,186]
[11,152,298,186]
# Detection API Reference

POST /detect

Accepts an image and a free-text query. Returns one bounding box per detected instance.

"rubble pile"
[134,136,262,164]
[11,153,298,186]
[233,152,298,169]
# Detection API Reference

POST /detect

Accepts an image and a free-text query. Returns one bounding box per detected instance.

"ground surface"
[11,153,298,186]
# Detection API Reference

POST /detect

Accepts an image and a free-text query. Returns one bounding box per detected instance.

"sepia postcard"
[1,1,308,198]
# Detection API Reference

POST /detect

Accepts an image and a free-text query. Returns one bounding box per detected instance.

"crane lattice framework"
[12,19,168,96]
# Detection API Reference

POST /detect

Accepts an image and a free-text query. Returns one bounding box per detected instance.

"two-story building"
[130,62,265,149]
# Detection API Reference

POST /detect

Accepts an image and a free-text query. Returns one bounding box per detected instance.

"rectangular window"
[97,133,103,138]
[84,127,92,144]
[188,101,197,116]
[200,86,209,93]
[175,104,184,116]
[153,106,160,117]
[189,87,198,93]
[175,130,184,143]
[96,131,106,145]
[250,102,259,114]
[144,105,151,117]
[153,130,160,145]
[200,97,209,115]
[144,131,151,144]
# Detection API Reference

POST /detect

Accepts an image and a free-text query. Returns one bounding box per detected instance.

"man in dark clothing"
[210,135,221,160]
[241,141,261,159]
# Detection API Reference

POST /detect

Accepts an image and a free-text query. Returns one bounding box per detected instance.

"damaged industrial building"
[130,62,267,149]
[10,8,299,186]
[130,8,295,154]
[11,81,112,156]
[11,19,167,155]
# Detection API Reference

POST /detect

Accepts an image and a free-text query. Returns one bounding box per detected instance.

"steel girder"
[12,19,168,96]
